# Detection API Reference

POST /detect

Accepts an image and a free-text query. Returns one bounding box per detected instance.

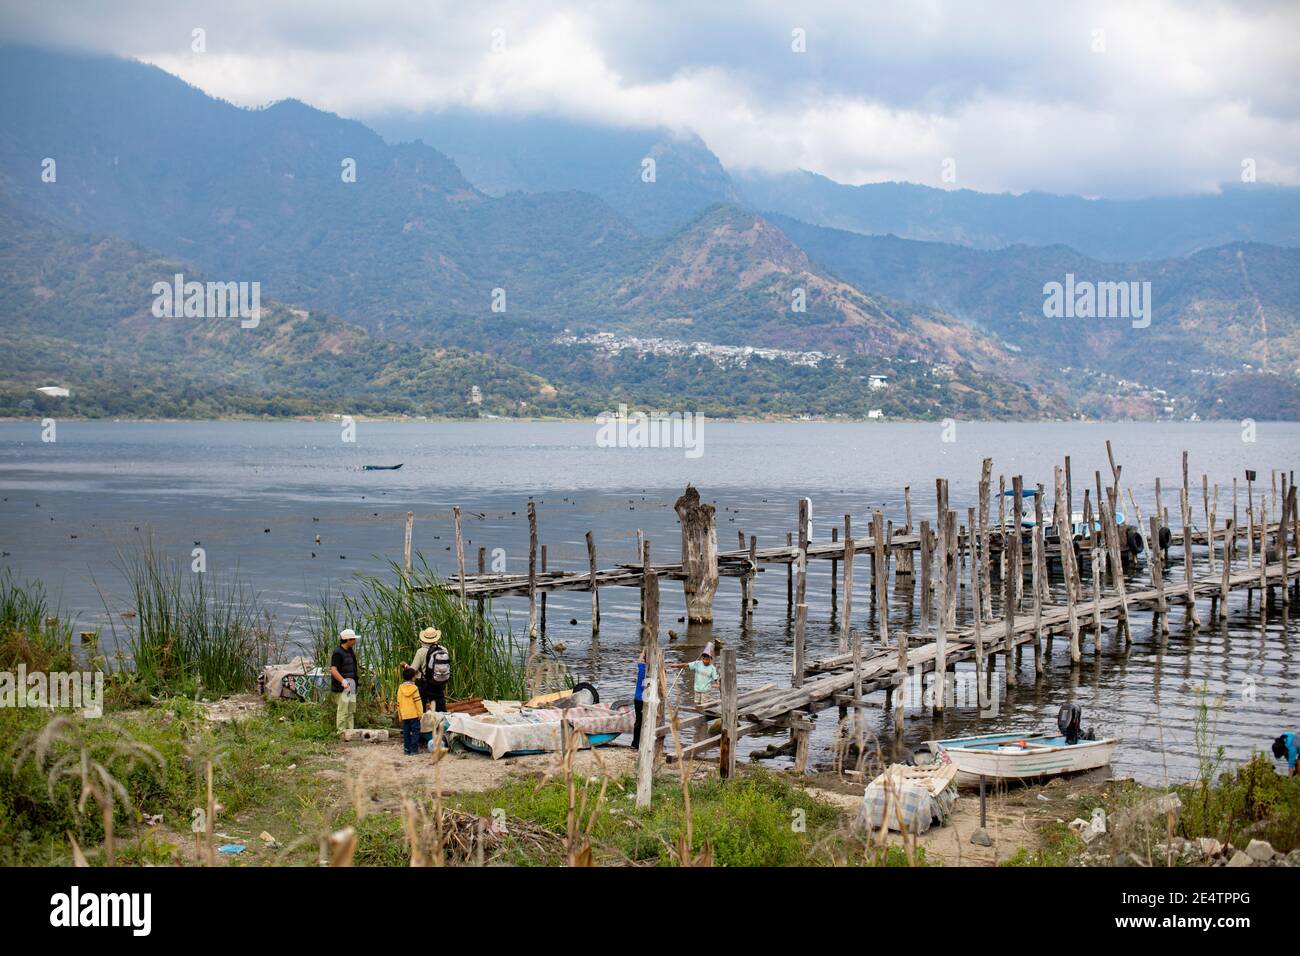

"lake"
[1,419,1296,783]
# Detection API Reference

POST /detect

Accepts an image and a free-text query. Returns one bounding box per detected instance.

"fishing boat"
[1007,488,1145,554]
[925,732,1119,786]
[362,463,403,471]
[925,705,1118,785]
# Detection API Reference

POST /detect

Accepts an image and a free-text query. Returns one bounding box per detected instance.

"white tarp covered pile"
[857,762,958,835]
[445,703,634,759]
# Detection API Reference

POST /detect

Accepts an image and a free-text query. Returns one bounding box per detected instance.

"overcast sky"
[3,0,1298,197]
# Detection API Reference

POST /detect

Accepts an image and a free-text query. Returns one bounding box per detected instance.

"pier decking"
[415,448,1297,806]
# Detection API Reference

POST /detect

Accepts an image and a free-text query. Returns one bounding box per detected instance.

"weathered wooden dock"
[411,448,1297,805]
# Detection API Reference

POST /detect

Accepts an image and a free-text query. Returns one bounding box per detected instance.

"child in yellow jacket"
[397,666,423,755]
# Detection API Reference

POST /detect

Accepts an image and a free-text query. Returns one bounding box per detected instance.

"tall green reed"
[0,570,76,670]
[105,542,278,697]
[313,555,526,709]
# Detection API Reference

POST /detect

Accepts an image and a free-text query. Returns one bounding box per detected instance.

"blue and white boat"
[925,731,1119,786]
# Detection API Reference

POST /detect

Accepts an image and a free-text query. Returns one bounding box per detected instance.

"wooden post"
[403,511,414,581]
[1011,475,1025,609]
[1065,454,1074,534]
[640,541,657,649]
[1246,481,1255,572]
[719,647,737,780]
[875,511,891,651]
[851,619,863,747]
[1002,519,1016,686]
[1181,487,1201,627]
[1090,530,1103,644]
[936,510,955,713]
[635,641,660,809]
[840,517,854,651]
[1259,497,1268,603]
[898,487,915,578]
[675,485,718,624]
[794,595,807,689]
[526,501,538,638]
[540,544,548,635]
[1150,515,1168,638]
[1218,519,1234,621]
[979,458,993,622]
[830,526,839,611]
[1281,485,1295,607]
[919,519,932,631]
[453,506,466,605]
[1106,440,1122,501]
[969,507,985,711]
[747,536,757,628]
[1031,518,1044,675]
[786,532,794,611]
[586,531,600,635]
[1207,481,1218,575]
[1034,484,1048,605]
[476,546,486,618]
[1103,493,1131,643]
[1054,466,1082,662]
[797,498,810,609]
[941,481,951,639]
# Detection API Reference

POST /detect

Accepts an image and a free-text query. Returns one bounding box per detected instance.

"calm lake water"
[1,419,1297,783]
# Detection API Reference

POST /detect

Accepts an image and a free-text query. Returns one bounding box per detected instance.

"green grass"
[0,696,340,866]
[1175,753,1300,852]
[0,570,78,672]
[452,769,853,867]
[1002,821,1086,867]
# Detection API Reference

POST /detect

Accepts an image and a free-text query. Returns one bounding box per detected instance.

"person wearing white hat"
[402,626,451,715]
[330,628,360,731]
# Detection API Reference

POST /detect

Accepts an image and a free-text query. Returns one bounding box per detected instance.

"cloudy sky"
[2,0,1298,197]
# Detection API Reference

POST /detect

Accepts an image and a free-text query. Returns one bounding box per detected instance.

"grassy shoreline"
[3,563,1297,868]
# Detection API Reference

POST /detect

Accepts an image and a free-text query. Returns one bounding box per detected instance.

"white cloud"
[1,0,1297,196]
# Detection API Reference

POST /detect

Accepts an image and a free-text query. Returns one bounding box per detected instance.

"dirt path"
[318,736,643,808]
[801,771,1119,865]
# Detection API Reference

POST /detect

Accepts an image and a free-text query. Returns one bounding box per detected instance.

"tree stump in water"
[675,484,719,624]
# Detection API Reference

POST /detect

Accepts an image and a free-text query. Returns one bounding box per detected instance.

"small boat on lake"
[925,732,1119,786]
[925,705,1118,786]
[362,463,403,471]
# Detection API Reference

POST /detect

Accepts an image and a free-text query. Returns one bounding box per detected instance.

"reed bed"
[104,542,278,697]
[313,555,527,708]
[0,570,76,670]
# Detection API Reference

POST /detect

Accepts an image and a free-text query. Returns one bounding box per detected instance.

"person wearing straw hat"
[405,626,451,715]
[330,629,361,732]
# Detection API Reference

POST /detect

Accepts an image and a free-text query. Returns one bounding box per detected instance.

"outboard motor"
[1057,704,1095,745]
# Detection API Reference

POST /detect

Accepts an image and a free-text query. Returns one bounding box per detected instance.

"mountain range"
[0,45,1296,421]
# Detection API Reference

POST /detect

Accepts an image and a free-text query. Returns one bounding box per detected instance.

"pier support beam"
[674,485,718,625]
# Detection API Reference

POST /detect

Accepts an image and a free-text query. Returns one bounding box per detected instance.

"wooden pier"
[416,449,1298,798]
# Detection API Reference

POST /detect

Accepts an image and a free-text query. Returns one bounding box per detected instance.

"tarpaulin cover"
[858,776,957,835]
[445,703,634,759]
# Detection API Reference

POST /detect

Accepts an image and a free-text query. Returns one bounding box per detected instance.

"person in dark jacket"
[329,629,361,731]
[630,651,647,748]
